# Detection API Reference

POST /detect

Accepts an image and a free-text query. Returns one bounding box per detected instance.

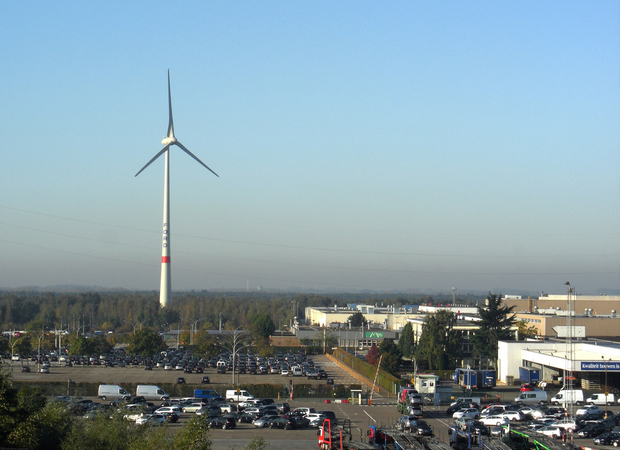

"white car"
[536,426,564,439]
[408,406,423,417]
[554,419,577,432]
[498,411,525,421]
[219,404,236,414]
[155,406,181,416]
[182,403,205,413]
[307,413,327,427]
[576,405,601,416]
[280,368,290,376]
[136,414,166,425]
[453,408,479,420]
[479,415,510,427]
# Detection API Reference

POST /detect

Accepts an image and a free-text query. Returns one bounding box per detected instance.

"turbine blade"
[175,141,219,177]
[135,145,170,177]
[167,69,174,138]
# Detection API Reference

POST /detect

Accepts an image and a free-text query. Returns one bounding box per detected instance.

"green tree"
[398,323,416,357]
[471,293,516,367]
[379,339,402,376]
[517,320,538,340]
[415,310,461,370]
[12,336,32,356]
[67,336,97,356]
[250,313,275,340]
[173,415,211,450]
[347,311,367,327]
[127,329,166,356]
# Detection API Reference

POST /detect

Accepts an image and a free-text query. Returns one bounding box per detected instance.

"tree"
[347,311,367,327]
[67,336,97,356]
[127,329,166,356]
[173,415,211,450]
[517,320,538,340]
[379,339,402,376]
[415,310,461,370]
[398,323,416,357]
[471,293,516,367]
[12,337,32,356]
[250,313,275,340]
[366,344,380,365]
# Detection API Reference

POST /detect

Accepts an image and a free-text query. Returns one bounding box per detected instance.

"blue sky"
[1,1,619,294]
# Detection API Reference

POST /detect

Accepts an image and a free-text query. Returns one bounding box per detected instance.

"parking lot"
[8,357,620,449]
[7,354,363,388]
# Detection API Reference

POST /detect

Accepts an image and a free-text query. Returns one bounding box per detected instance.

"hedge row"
[12,381,358,400]
[331,347,405,394]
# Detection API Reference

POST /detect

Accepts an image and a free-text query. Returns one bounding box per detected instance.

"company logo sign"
[581,361,620,371]
[365,332,384,338]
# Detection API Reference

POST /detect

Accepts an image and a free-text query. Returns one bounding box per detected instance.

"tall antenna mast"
[564,281,575,429]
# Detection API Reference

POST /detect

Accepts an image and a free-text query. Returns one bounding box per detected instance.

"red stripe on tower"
[162,256,170,263]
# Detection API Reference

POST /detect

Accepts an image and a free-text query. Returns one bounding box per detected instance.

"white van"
[551,389,584,406]
[98,384,131,401]
[514,390,548,405]
[225,389,254,402]
[136,384,169,401]
[586,393,615,405]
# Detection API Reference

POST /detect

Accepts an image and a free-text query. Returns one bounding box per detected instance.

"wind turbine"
[136,70,218,309]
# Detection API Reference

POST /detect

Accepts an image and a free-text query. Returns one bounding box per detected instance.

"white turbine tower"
[136,70,218,308]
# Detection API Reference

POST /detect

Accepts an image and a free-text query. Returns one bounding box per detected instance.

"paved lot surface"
[8,354,365,389]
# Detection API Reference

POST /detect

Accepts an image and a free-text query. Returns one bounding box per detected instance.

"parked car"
[21,366,30,373]
[592,431,620,445]
[135,414,165,426]
[480,415,510,427]
[578,423,606,438]
[536,426,565,439]
[269,417,297,430]
[453,408,479,420]
[253,414,279,428]
[208,416,236,429]
[275,403,290,414]
[411,420,434,436]
[577,405,602,417]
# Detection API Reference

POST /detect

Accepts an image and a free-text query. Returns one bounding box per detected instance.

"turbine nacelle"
[162,136,177,145]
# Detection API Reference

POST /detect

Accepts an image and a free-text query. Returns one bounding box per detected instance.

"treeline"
[0,290,452,332]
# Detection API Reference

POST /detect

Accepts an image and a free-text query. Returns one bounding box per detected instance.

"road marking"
[363,410,377,423]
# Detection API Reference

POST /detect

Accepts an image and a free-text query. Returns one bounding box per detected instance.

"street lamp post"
[603,356,610,416]
[190,318,205,346]
[219,328,251,385]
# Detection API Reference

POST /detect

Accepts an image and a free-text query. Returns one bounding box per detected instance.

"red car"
[520,383,537,392]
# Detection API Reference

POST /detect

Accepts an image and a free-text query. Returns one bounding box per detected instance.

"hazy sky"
[1,2,619,294]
